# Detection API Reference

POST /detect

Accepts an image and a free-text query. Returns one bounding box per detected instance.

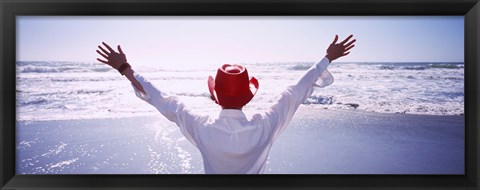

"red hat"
[208,64,259,108]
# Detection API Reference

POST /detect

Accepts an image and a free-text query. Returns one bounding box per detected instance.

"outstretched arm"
[96,42,146,94]
[261,35,356,141]
[96,42,206,147]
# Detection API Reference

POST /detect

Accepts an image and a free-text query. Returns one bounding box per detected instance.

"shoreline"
[17,106,465,122]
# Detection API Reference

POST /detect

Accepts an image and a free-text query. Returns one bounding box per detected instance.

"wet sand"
[16,107,464,174]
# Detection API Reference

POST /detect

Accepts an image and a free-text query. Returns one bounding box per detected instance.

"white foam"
[16,61,464,121]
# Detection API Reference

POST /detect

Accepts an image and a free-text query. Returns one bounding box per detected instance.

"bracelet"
[118,63,131,75]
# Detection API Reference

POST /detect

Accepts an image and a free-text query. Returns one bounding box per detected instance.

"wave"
[51,77,123,82]
[289,62,463,72]
[379,65,395,70]
[404,66,427,70]
[378,63,464,71]
[18,66,112,73]
[17,62,112,73]
[18,98,49,106]
[175,92,211,97]
[91,67,113,72]
[68,90,111,95]
[303,95,334,105]
[429,63,464,69]
[288,63,314,71]
[378,65,428,70]
[19,66,61,73]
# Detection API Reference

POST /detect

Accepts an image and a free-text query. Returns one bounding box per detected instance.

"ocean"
[16,60,464,121]
[15,61,465,174]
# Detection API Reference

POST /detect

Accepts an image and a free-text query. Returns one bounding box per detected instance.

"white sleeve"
[131,72,209,148]
[260,57,334,141]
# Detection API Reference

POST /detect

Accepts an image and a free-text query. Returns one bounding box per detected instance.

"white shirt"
[132,57,333,174]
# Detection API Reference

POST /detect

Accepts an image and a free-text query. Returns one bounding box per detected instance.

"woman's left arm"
[96,42,205,147]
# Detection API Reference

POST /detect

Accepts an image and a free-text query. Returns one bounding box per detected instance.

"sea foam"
[16,61,464,121]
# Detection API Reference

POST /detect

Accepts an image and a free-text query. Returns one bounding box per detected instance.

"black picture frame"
[1,0,479,189]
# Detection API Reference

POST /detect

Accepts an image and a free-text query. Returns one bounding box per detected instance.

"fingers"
[96,50,109,59]
[340,34,353,45]
[98,45,110,55]
[342,52,350,56]
[97,58,108,64]
[344,44,355,52]
[344,39,356,47]
[102,42,116,53]
[118,45,124,54]
[331,35,338,44]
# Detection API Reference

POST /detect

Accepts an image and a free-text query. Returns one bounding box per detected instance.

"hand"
[325,35,356,62]
[96,42,128,70]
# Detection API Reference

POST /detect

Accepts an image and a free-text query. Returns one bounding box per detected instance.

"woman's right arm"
[123,67,146,95]
[96,42,146,94]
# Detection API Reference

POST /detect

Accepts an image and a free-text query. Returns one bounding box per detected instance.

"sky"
[17,16,464,65]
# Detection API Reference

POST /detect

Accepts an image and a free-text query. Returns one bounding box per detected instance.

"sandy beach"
[16,107,464,174]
